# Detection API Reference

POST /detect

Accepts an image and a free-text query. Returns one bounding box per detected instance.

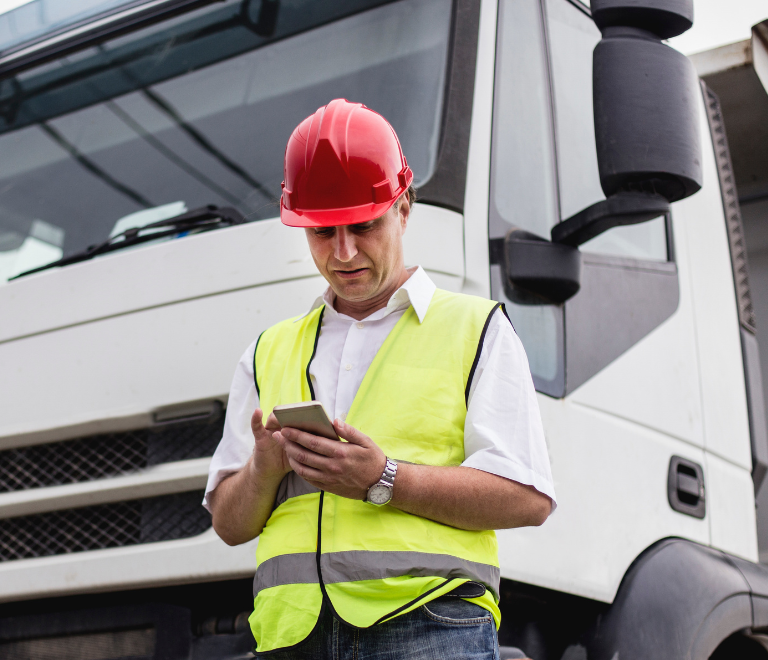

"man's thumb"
[251,408,265,432]
[334,419,365,445]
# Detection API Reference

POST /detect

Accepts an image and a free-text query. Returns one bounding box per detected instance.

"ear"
[398,194,411,233]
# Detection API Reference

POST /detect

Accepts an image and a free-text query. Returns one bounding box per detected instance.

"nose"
[333,226,358,263]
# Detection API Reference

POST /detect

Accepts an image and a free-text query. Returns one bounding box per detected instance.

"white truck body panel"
[497,400,709,602]
[680,99,752,472]
[706,451,758,561]
[0,527,258,604]
[0,204,463,450]
[459,0,495,300]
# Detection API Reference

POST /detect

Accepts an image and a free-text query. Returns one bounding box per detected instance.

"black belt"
[440,581,487,599]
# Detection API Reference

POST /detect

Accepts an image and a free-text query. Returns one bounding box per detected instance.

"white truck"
[1,0,768,658]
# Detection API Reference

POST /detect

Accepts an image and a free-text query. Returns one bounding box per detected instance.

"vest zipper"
[306,306,325,400]
[306,307,333,604]
[307,304,456,629]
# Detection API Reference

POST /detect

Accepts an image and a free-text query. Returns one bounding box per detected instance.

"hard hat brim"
[280,197,401,228]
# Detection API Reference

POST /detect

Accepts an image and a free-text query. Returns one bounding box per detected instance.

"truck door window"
[0,0,452,283]
[490,0,565,397]
[545,0,669,262]
[546,0,603,221]
[490,0,558,241]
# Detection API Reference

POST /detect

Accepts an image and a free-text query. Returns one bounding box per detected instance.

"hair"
[406,183,417,206]
[396,184,417,212]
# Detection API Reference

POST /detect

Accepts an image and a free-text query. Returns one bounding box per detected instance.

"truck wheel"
[710,633,768,659]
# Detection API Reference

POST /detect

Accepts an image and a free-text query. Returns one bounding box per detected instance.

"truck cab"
[0,0,767,658]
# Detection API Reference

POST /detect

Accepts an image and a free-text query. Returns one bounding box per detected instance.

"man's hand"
[209,409,288,546]
[275,418,551,531]
[274,419,385,500]
[251,408,291,478]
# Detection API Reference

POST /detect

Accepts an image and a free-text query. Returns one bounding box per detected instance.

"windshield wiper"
[10,204,245,281]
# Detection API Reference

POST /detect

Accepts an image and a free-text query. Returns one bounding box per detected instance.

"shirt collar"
[297,265,436,324]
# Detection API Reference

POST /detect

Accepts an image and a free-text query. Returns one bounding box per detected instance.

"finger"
[280,436,336,471]
[264,412,281,431]
[334,419,369,447]
[287,456,328,484]
[251,408,265,434]
[281,428,342,458]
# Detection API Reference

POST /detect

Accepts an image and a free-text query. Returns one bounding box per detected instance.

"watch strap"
[365,457,398,504]
[379,457,397,488]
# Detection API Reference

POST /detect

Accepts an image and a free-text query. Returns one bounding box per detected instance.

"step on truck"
[2,0,768,658]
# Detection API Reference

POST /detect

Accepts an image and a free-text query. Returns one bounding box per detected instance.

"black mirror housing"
[593,26,701,202]
[499,229,582,305]
[550,0,701,248]
[591,0,693,40]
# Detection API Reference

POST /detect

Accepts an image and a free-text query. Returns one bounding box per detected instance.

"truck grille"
[0,628,155,660]
[0,418,224,493]
[0,490,210,562]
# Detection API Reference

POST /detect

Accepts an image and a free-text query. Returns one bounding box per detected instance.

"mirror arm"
[551,191,670,247]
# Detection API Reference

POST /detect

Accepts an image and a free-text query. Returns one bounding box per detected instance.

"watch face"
[368,484,392,505]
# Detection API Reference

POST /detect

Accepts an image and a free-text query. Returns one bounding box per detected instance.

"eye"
[352,222,375,234]
[314,227,335,238]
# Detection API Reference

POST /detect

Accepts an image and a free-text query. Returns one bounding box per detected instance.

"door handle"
[668,456,706,519]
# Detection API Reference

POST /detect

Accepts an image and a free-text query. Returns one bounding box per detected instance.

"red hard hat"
[280,99,413,227]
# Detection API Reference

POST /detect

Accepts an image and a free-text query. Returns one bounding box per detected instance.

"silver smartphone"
[272,401,340,440]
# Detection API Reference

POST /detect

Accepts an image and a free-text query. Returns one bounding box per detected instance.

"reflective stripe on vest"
[254,551,501,598]
[250,289,503,652]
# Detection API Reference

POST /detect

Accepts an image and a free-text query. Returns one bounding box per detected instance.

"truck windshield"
[0,0,451,282]
[0,1,135,54]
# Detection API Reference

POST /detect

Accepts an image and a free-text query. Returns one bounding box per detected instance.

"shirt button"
[340,412,347,420]
[356,322,365,329]
[345,363,352,371]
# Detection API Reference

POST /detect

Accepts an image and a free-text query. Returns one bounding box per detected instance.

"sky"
[0,0,764,56]
[0,0,31,14]
[669,0,768,55]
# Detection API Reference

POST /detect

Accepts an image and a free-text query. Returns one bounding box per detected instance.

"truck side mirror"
[496,228,581,305]
[498,0,700,304]
[551,0,701,247]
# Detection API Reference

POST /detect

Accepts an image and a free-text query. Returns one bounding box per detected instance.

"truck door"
[488,0,732,602]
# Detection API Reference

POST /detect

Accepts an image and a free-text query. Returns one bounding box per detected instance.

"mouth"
[334,267,368,280]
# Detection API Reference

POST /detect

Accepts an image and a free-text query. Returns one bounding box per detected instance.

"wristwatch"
[365,457,398,506]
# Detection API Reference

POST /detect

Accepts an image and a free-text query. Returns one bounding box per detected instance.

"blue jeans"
[255,597,500,659]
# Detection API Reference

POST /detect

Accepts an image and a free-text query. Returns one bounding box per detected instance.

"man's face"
[304,197,410,304]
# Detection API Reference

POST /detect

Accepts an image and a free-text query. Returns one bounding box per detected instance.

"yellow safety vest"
[249,288,502,652]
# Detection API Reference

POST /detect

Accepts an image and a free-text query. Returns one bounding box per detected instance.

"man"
[204,99,555,659]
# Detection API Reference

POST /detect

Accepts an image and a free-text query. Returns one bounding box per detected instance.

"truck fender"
[587,537,768,659]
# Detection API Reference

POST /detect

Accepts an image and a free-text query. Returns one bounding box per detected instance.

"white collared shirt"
[204,267,556,511]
